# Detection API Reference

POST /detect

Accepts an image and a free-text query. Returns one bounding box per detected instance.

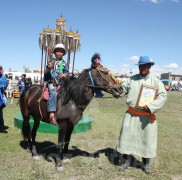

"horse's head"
[88,67,122,98]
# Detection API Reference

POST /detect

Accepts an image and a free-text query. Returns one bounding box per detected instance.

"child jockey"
[44,43,69,125]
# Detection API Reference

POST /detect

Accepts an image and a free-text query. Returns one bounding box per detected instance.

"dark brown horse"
[20,67,121,170]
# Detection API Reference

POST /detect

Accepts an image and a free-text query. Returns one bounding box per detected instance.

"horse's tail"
[20,85,43,139]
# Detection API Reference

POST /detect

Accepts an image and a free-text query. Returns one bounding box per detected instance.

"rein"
[87,69,111,89]
[96,68,112,85]
[85,85,108,89]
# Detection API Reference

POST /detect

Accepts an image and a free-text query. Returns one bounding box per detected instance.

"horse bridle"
[87,68,112,90]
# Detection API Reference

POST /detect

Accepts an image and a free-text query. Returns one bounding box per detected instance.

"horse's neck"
[76,76,94,111]
[61,74,94,111]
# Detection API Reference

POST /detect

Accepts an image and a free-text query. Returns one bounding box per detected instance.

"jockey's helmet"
[53,43,67,55]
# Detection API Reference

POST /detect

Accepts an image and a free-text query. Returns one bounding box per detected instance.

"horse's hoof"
[57,166,64,171]
[63,158,70,163]
[33,156,40,160]
[27,148,31,153]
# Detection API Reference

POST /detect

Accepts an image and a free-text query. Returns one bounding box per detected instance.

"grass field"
[0,91,182,180]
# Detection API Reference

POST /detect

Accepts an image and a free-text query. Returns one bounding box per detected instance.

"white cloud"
[164,63,179,69]
[151,63,182,77]
[107,64,115,69]
[128,55,139,62]
[122,64,130,68]
[114,63,181,77]
[105,59,182,77]
[171,0,180,3]
[150,0,160,3]
[140,0,160,3]
[140,0,181,3]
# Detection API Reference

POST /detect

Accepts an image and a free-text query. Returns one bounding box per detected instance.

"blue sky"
[0,0,182,77]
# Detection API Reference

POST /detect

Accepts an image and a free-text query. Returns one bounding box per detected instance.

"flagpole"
[71,32,80,74]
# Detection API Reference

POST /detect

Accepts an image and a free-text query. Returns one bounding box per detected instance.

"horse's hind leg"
[22,115,32,152]
[31,116,40,159]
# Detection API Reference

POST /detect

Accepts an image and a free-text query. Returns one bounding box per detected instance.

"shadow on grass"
[96,96,115,99]
[19,141,98,162]
[20,141,143,169]
[94,147,143,169]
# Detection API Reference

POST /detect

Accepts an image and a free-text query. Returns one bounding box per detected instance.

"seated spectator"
[171,84,177,91]
[5,80,14,98]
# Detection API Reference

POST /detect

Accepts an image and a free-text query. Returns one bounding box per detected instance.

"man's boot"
[120,154,131,171]
[142,158,151,175]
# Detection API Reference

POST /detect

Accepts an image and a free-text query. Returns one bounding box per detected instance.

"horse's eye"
[98,67,108,73]
[101,70,108,74]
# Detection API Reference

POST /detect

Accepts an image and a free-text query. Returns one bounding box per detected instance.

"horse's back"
[20,84,43,102]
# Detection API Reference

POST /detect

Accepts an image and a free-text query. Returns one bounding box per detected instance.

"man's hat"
[136,56,155,66]
[53,43,67,55]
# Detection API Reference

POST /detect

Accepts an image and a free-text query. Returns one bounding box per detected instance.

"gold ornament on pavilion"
[39,15,81,83]
[43,28,52,49]
[73,31,81,51]
[56,17,66,31]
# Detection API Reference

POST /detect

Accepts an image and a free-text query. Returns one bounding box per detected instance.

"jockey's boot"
[49,113,58,125]
[142,158,151,175]
[120,154,131,172]
[50,118,58,125]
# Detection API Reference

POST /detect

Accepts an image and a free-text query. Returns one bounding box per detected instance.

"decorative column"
[72,32,81,74]
[66,29,74,70]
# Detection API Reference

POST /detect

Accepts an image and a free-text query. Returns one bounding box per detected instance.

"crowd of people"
[4,73,33,98]
[17,74,32,94]
[0,69,32,133]
[171,82,182,91]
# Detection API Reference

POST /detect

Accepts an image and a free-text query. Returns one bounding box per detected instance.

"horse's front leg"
[63,121,74,160]
[31,118,40,160]
[56,120,67,171]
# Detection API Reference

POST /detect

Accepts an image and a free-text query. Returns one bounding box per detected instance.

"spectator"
[0,65,8,132]
[24,77,32,89]
[5,80,14,98]
[17,74,26,94]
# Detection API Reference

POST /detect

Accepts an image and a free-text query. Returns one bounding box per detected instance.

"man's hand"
[59,74,66,78]
[143,105,151,112]
[48,48,53,57]
[47,62,53,70]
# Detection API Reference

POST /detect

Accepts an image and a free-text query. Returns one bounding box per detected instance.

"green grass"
[0,92,182,180]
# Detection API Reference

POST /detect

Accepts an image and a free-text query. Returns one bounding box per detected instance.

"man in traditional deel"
[116,56,167,175]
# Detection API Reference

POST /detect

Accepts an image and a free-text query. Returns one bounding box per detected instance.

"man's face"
[54,48,65,59]
[0,68,3,75]
[95,58,101,65]
[22,74,26,79]
[48,62,53,69]
[139,63,151,77]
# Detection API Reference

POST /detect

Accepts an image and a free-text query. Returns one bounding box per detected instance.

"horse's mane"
[60,68,92,106]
